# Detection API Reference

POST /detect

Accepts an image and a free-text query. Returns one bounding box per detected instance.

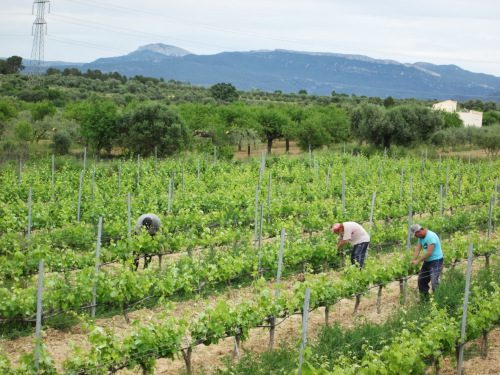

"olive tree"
[120,102,190,156]
[66,95,119,155]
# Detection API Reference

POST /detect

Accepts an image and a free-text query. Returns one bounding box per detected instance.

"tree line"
[1,57,499,159]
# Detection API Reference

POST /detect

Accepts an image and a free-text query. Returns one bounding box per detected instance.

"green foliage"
[257,106,290,152]
[383,96,395,107]
[440,110,463,129]
[482,110,500,126]
[216,344,297,375]
[120,102,190,156]
[462,99,497,112]
[350,103,386,146]
[294,105,349,150]
[352,103,444,148]
[296,115,332,150]
[210,82,239,103]
[0,56,24,74]
[472,125,500,156]
[51,131,71,155]
[0,98,18,137]
[432,268,466,315]
[66,95,119,155]
[30,100,56,122]
[14,120,33,143]
[29,100,57,142]
[430,126,475,147]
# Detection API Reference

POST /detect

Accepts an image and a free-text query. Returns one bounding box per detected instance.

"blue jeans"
[418,258,443,295]
[351,242,369,269]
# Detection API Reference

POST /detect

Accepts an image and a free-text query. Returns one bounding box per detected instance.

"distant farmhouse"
[432,100,483,127]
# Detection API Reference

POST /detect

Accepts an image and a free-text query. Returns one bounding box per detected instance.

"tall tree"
[219,103,259,151]
[283,105,306,152]
[350,103,386,146]
[0,99,18,137]
[177,103,223,144]
[256,106,289,154]
[0,56,24,74]
[295,105,350,151]
[209,83,238,103]
[67,96,119,155]
[30,100,56,142]
[120,102,189,156]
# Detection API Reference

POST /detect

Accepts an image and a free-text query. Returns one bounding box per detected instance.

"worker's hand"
[411,259,419,265]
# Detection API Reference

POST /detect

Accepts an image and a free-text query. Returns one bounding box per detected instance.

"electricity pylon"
[30,0,50,78]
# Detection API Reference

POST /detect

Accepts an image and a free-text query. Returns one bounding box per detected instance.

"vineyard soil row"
[3,255,493,374]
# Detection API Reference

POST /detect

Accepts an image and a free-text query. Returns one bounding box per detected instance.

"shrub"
[51,131,71,155]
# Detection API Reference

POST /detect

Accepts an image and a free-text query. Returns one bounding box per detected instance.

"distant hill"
[46,43,500,102]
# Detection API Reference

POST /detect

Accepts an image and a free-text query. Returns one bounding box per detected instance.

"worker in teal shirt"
[410,224,444,299]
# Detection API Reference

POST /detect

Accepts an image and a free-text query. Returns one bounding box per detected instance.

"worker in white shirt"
[331,222,370,269]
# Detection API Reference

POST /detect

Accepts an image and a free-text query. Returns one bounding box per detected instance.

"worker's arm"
[418,244,435,263]
[411,243,422,265]
[337,239,349,250]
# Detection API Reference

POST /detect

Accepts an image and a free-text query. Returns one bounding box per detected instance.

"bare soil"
[438,328,500,375]
[234,140,302,160]
[3,255,498,375]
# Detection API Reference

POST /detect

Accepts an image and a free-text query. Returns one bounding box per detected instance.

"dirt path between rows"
[151,277,407,375]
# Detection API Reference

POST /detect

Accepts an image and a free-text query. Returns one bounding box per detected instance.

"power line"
[59,0,311,46]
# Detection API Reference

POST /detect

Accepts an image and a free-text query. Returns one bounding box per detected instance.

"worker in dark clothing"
[134,213,161,269]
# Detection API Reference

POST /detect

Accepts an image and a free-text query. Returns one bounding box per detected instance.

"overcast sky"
[2,0,500,76]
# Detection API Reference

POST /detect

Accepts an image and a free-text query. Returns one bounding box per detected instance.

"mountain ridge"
[43,43,500,102]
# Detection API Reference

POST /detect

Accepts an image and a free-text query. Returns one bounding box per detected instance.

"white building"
[432,100,457,112]
[457,110,483,128]
[432,100,482,127]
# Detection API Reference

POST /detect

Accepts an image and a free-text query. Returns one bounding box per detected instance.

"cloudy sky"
[2,0,500,76]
